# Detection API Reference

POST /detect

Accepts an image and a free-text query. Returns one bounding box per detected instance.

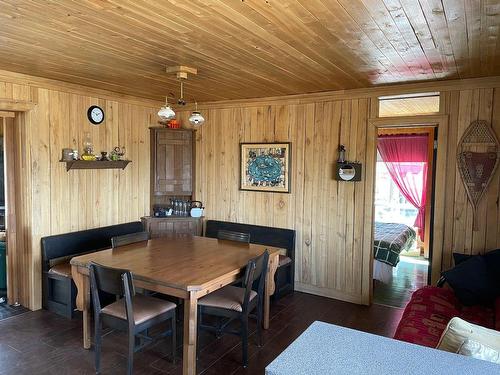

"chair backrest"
[89,262,135,315]
[242,250,269,311]
[111,231,150,248]
[217,229,250,243]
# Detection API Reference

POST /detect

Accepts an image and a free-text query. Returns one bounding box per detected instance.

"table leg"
[183,291,198,375]
[264,252,279,329]
[72,265,91,349]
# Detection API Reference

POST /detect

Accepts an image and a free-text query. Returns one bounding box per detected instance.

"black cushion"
[452,249,500,296]
[443,254,497,306]
[41,221,144,268]
[205,220,295,258]
[483,249,500,294]
[452,252,472,265]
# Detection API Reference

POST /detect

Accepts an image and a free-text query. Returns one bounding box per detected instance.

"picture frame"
[240,142,291,193]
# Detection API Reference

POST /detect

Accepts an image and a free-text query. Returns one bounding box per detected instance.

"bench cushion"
[48,262,72,278]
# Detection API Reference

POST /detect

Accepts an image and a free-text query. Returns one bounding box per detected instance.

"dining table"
[70,234,281,375]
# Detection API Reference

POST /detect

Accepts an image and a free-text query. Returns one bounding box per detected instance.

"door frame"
[364,114,448,304]
[0,99,33,307]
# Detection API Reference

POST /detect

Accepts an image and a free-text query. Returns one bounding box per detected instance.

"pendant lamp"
[158,96,176,121]
[189,102,205,126]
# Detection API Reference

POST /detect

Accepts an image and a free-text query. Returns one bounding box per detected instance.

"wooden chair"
[217,229,250,243]
[197,251,269,367]
[111,231,150,248]
[89,262,176,375]
[205,220,295,300]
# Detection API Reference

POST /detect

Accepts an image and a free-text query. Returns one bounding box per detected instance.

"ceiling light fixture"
[157,96,176,121]
[189,102,205,126]
[160,65,206,126]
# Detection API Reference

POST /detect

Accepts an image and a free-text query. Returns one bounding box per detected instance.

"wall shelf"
[60,160,131,171]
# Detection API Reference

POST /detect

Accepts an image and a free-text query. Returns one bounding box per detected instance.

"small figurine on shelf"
[167,119,181,129]
[338,145,346,163]
[110,146,126,161]
[81,132,96,161]
[100,151,109,161]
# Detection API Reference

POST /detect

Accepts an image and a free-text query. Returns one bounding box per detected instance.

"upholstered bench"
[41,221,144,319]
[205,220,296,299]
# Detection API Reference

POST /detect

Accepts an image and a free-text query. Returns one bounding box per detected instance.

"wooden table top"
[70,235,281,292]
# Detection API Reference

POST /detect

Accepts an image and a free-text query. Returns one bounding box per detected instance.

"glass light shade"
[158,105,176,121]
[189,111,205,126]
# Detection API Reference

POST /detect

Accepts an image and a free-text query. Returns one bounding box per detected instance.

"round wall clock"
[87,105,104,125]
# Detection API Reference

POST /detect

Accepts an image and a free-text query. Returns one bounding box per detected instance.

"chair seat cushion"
[48,262,72,278]
[198,285,257,312]
[101,294,176,325]
[278,254,292,267]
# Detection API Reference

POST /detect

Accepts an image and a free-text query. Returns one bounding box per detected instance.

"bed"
[373,222,416,283]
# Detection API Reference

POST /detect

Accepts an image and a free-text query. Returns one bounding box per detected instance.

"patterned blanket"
[374,222,416,267]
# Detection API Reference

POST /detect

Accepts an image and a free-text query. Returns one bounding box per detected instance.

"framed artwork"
[240,142,291,193]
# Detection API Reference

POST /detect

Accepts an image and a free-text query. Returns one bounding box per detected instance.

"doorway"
[0,114,28,319]
[372,126,436,308]
[0,117,6,305]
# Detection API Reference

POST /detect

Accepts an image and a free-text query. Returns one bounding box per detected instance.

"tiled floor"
[373,256,428,308]
[0,292,404,374]
[0,301,30,321]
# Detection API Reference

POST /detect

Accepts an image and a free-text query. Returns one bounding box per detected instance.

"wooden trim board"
[368,115,449,293]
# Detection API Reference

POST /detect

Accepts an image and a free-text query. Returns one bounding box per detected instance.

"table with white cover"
[266,321,499,375]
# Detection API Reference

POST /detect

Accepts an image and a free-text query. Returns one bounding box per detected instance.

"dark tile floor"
[0,301,30,321]
[0,292,404,375]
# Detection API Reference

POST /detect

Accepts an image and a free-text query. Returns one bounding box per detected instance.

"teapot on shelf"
[190,201,204,218]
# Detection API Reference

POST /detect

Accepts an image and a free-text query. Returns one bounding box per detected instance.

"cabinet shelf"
[60,160,131,171]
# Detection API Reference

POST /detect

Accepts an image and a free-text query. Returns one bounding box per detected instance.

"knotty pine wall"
[177,83,500,305]
[440,88,500,268]
[0,72,159,309]
[178,100,373,303]
[1,69,500,309]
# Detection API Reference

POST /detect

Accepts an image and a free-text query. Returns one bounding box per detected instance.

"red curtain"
[377,134,429,241]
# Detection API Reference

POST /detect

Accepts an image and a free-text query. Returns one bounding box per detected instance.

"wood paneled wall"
[1,69,500,309]
[177,82,500,305]
[440,88,500,268]
[178,99,373,303]
[0,78,159,309]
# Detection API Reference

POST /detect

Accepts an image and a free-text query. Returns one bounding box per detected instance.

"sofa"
[41,221,144,318]
[393,286,500,348]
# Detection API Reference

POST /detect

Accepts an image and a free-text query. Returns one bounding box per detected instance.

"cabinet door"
[154,130,193,195]
[144,218,202,238]
[147,219,174,239]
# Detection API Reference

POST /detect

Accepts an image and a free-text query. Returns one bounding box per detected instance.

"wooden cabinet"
[148,128,200,237]
[141,216,203,238]
[150,128,193,198]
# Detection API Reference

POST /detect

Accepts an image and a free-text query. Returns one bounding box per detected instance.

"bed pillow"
[436,317,500,353]
[457,339,500,364]
[442,256,495,306]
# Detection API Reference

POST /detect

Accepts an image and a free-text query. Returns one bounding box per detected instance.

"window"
[378,93,440,117]
[374,156,422,227]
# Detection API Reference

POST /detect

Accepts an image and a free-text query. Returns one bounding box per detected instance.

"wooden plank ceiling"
[0,0,499,102]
